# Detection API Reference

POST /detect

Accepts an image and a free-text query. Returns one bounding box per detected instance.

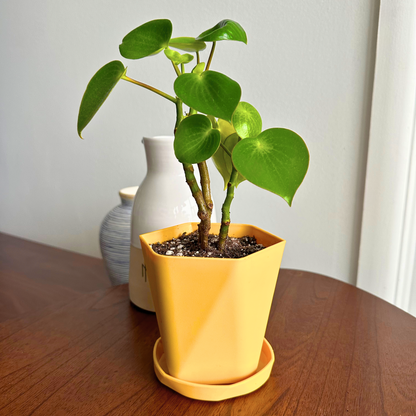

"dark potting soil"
[150,231,265,259]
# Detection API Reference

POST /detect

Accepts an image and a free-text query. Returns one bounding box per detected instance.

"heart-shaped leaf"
[232,128,309,205]
[192,62,205,74]
[196,20,247,44]
[232,102,262,139]
[212,119,246,188]
[164,48,194,65]
[174,115,221,164]
[218,118,235,139]
[174,71,241,122]
[119,19,172,59]
[77,61,126,139]
[169,37,206,52]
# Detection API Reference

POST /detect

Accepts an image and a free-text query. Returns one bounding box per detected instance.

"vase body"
[129,136,217,311]
[100,186,138,286]
[140,222,285,385]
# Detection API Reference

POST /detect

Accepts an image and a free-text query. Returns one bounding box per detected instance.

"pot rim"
[140,222,285,262]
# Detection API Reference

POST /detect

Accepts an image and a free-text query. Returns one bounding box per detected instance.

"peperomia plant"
[77,19,309,252]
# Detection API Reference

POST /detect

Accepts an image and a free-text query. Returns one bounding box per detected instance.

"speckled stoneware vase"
[100,186,138,286]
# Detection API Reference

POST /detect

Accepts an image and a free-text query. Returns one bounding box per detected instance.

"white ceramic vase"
[129,136,217,311]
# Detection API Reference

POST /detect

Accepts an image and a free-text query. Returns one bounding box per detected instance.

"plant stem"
[205,42,216,71]
[172,61,181,77]
[183,163,211,249]
[175,100,183,132]
[196,51,200,64]
[121,75,177,103]
[220,142,232,157]
[175,100,211,249]
[198,161,213,211]
[218,168,239,251]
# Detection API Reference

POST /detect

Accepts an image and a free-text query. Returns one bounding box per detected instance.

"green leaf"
[174,71,241,122]
[232,128,309,206]
[174,115,221,164]
[119,19,172,59]
[196,19,247,44]
[192,62,205,74]
[207,114,218,128]
[169,37,206,52]
[164,48,194,65]
[232,102,262,139]
[77,61,126,139]
[218,118,235,139]
[212,120,246,188]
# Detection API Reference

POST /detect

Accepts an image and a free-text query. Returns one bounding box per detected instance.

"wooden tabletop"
[1,233,416,415]
[0,233,110,322]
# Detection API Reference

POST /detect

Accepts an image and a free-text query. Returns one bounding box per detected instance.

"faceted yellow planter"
[140,222,285,400]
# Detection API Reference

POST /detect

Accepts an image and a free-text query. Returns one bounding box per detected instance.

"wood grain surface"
[0,232,110,322]
[1,269,415,415]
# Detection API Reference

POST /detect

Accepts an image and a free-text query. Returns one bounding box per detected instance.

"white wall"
[0,0,379,285]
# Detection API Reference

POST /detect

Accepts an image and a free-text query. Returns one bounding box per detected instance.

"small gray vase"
[100,186,138,286]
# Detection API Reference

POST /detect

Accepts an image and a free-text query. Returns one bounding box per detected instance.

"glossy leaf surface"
[174,71,241,122]
[164,48,194,65]
[192,62,205,74]
[174,115,221,164]
[169,37,206,52]
[119,19,172,59]
[77,61,126,139]
[232,128,309,205]
[196,20,247,44]
[212,120,246,188]
[232,102,262,139]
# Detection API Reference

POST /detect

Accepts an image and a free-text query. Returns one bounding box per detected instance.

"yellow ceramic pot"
[140,222,285,386]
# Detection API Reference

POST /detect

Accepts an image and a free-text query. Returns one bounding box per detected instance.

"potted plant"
[77,19,309,401]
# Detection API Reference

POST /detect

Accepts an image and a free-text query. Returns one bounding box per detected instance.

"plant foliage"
[77,19,309,249]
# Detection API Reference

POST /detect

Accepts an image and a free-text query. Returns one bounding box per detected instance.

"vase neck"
[143,136,183,175]
[119,186,138,207]
[120,197,134,207]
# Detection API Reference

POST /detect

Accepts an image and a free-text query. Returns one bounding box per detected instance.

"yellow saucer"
[153,337,275,401]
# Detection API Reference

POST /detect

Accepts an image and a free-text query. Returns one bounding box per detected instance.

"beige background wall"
[0,0,379,285]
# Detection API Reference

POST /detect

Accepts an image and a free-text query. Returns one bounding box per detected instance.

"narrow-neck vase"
[129,136,217,311]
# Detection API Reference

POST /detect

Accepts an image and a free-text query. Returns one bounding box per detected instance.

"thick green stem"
[218,168,239,251]
[121,75,177,103]
[198,161,213,211]
[183,163,211,249]
[196,51,200,64]
[205,41,216,71]
[175,100,211,249]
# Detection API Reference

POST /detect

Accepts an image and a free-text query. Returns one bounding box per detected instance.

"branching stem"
[183,163,211,249]
[198,161,213,211]
[121,75,177,103]
[175,100,211,249]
